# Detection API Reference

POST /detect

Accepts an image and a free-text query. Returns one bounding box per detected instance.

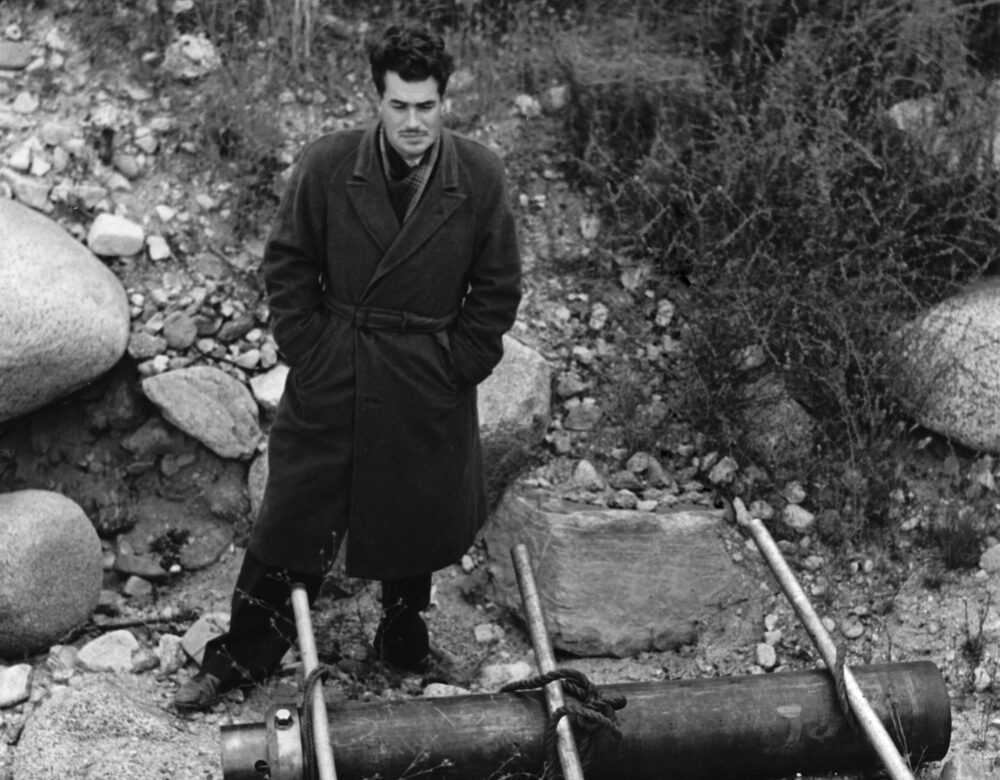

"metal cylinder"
[220,661,950,780]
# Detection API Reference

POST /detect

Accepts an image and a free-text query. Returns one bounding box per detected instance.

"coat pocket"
[432,330,467,389]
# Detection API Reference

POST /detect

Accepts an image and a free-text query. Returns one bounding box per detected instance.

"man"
[174,24,521,710]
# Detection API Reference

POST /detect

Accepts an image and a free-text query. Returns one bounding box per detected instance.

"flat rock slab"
[141,365,262,459]
[484,488,742,657]
[13,673,221,780]
[122,495,234,572]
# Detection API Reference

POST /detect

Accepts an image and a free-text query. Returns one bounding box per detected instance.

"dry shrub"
[561,0,1000,488]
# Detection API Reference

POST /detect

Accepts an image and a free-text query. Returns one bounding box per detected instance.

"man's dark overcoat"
[249,125,522,580]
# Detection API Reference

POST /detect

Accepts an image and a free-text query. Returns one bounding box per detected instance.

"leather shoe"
[173,672,226,711]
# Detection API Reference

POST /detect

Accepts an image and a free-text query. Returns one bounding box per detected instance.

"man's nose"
[404,107,420,127]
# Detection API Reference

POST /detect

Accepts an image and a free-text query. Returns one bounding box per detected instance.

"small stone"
[122,575,155,600]
[146,234,171,261]
[654,299,675,328]
[973,665,993,693]
[0,664,32,708]
[12,91,39,114]
[588,302,609,331]
[8,142,32,172]
[748,500,775,520]
[980,544,1000,574]
[180,613,230,665]
[112,152,142,179]
[155,204,176,222]
[46,645,78,682]
[161,311,198,350]
[514,93,541,118]
[423,682,471,698]
[461,554,475,573]
[563,401,602,432]
[609,470,643,491]
[474,624,504,644]
[77,629,141,672]
[155,634,185,675]
[707,456,739,485]
[840,618,864,640]
[87,212,145,257]
[571,460,605,491]
[782,481,807,504]
[755,643,777,670]
[781,504,815,533]
[235,348,261,369]
[478,661,534,692]
[608,489,638,509]
[134,126,159,154]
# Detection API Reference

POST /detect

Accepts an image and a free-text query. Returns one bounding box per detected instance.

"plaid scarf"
[378,125,440,224]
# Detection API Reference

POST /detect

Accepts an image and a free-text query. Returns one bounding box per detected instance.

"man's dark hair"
[368,25,454,96]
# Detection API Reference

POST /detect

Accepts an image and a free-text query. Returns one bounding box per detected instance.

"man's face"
[378,71,443,164]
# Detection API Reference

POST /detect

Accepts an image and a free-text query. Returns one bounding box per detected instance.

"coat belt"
[322,293,455,334]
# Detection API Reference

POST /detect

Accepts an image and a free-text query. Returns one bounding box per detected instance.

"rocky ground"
[3,4,1000,780]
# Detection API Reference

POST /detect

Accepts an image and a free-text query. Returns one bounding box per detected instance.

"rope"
[832,643,861,734]
[501,668,627,779]
[300,665,335,780]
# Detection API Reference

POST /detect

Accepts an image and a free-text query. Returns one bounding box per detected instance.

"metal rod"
[291,583,339,780]
[511,543,586,780]
[731,498,916,780]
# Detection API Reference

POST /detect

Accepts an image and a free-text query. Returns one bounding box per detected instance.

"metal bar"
[731,498,916,780]
[220,662,951,780]
[291,583,338,780]
[510,543,587,780]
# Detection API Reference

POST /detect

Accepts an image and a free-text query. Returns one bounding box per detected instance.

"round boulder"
[0,198,130,423]
[893,281,1000,451]
[0,490,103,658]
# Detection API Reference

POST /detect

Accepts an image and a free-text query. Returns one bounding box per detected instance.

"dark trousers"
[201,550,432,685]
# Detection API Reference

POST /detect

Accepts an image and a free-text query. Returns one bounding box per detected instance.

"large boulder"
[13,673,221,780]
[0,490,102,658]
[479,334,551,434]
[484,487,742,657]
[0,198,130,422]
[892,281,1000,451]
[141,365,263,459]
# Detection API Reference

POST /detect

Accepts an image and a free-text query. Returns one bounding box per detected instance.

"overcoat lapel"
[352,129,467,299]
[346,125,397,256]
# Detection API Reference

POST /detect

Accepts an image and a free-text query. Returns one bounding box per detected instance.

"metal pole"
[291,583,339,780]
[511,543,586,780]
[731,498,916,780]
[221,662,951,780]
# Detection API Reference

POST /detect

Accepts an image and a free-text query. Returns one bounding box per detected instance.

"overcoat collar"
[348,124,467,297]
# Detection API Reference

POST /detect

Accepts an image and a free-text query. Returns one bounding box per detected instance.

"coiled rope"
[501,668,627,779]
